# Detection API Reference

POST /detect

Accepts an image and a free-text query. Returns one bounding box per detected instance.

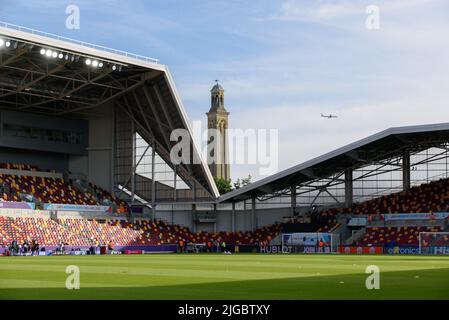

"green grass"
[1,254,449,300]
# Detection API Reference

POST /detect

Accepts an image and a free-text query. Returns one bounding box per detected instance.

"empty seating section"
[316,210,340,232]
[348,178,449,215]
[0,163,39,171]
[0,174,98,205]
[0,216,142,246]
[0,217,281,247]
[316,178,449,231]
[0,162,127,213]
[0,162,447,248]
[115,220,281,245]
[58,218,141,245]
[89,183,128,214]
[421,232,449,247]
[190,224,281,245]
[357,226,443,246]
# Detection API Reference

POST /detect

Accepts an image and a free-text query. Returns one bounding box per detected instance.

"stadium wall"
[0,107,115,192]
[68,155,88,179]
[0,147,69,172]
[87,103,114,192]
[153,207,289,232]
[154,209,194,227]
[216,211,232,231]
[0,110,88,156]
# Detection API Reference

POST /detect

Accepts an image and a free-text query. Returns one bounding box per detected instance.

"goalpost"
[418,232,449,255]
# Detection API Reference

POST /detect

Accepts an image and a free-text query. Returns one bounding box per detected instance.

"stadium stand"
[0,163,39,171]
[0,162,128,213]
[0,174,99,205]
[0,217,141,246]
[349,178,449,215]
[0,166,448,250]
[190,224,281,245]
[0,217,281,247]
[421,232,449,247]
[115,220,282,245]
[315,177,449,232]
[356,226,443,246]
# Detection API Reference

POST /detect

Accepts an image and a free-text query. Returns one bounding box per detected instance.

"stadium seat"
[356,226,443,246]
[0,162,129,214]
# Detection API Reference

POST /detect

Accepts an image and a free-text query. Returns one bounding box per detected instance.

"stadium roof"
[218,122,449,203]
[0,22,219,199]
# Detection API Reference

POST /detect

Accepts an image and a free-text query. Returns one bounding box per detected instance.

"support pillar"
[403,150,411,191]
[290,186,297,216]
[213,203,217,233]
[173,166,177,201]
[192,203,197,233]
[130,122,136,203]
[151,140,156,217]
[231,202,236,232]
[111,106,115,194]
[251,196,256,231]
[344,168,353,208]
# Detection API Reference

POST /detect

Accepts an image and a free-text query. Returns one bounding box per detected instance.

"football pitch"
[1,254,449,300]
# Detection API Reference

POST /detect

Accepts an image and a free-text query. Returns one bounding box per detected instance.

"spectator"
[318,239,324,252]
[221,241,227,254]
[178,239,185,253]
[206,240,212,253]
[108,240,114,254]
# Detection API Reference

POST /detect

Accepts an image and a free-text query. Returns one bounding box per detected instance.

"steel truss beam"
[115,100,213,203]
[256,144,449,207]
[0,44,29,68]
[19,69,114,110]
[0,63,67,99]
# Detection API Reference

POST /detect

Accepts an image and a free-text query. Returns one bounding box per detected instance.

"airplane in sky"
[321,113,338,119]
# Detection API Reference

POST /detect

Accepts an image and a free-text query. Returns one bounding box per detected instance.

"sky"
[1,0,448,182]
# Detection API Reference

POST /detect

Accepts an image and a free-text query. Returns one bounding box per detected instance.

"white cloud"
[267,0,439,23]
[269,0,362,22]
[223,93,449,181]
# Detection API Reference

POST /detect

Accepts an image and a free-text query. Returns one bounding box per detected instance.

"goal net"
[418,232,449,255]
